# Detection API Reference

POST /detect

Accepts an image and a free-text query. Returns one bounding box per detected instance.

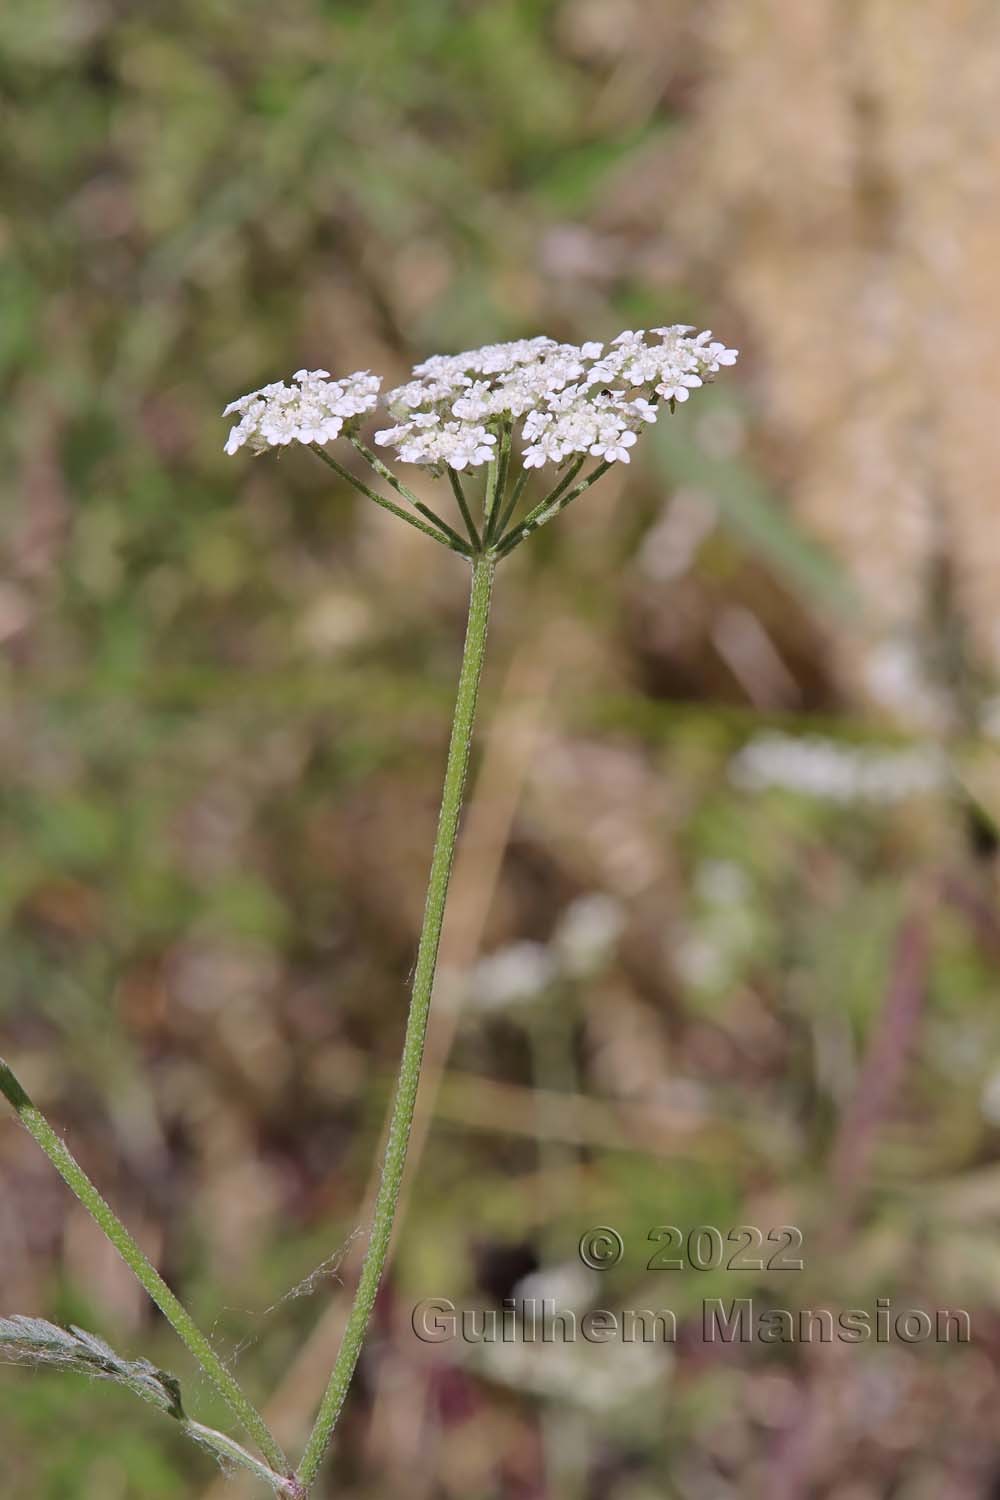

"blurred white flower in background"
[513,1260,599,1315]
[472,1322,669,1410]
[469,941,558,1011]
[552,892,626,978]
[676,859,757,993]
[729,732,946,804]
[468,892,626,1014]
[864,638,950,732]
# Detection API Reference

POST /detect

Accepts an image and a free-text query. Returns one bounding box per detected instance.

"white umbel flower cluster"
[375,327,737,472]
[223,369,381,456]
[222,328,738,475]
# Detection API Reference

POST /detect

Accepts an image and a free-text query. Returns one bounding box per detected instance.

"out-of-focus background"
[3,3,1000,1497]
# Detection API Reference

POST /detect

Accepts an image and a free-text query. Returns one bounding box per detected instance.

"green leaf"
[0,1316,184,1419]
[0,1316,297,1494]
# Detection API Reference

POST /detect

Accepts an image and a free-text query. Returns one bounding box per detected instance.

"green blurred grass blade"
[652,408,863,621]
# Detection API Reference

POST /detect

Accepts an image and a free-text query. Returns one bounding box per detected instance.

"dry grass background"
[681,0,1000,711]
[2,3,1000,1497]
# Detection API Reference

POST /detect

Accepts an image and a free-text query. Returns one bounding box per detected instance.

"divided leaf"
[0,1314,185,1419]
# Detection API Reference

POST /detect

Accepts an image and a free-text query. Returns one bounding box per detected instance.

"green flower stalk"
[298,551,495,1486]
[2,325,737,1495]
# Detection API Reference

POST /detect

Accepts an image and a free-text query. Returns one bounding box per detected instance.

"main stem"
[297,555,496,1489]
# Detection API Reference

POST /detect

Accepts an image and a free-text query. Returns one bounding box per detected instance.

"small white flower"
[592,434,636,464]
[656,373,703,403]
[703,341,739,370]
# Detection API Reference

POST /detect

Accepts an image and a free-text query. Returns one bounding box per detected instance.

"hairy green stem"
[482,451,500,536]
[296,555,496,1489]
[0,1059,290,1480]
[496,460,610,557]
[493,465,530,541]
[309,446,467,554]
[447,467,481,551]
[349,438,459,541]
[186,1422,303,1497]
[349,438,426,509]
[484,421,512,544]
[498,455,584,551]
[542,453,587,510]
[414,501,472,554]
[348,439,471,552]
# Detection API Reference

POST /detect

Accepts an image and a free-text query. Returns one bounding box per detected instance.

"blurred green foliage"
[2,3,1000,1499]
